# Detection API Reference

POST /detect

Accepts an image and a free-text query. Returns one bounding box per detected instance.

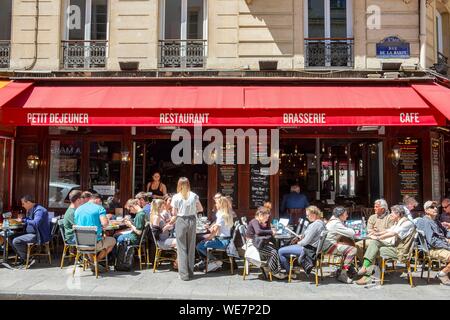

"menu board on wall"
[431,138,442,201]
[218,164,238,208]
[249,142,271,209]
[398,138,422,203]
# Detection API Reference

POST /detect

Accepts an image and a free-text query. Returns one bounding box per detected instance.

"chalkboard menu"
[218,164,238,208]
[431,138,442,201]
[250,165,271,208]
[249,142,271,209]
[398,138,422,203]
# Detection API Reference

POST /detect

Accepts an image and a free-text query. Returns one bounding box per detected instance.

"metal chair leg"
[380,259,385,285]
[25,244,32,269]
[138,247,142,270]
[288,255,294,283]
[94,254,98,278]
[153,249,160,273]
[72,252,80,277]
[414,249,418,272]
[427,259,431,283]
[60,245,68,269]
[229,257,234,274]
[46,243,52,264]
[242,258,247,280]
[407,262,414,287]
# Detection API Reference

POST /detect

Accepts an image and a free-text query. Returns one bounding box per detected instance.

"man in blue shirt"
[280,185,309,225]
[74,193,116,272]
[12,195,50,268]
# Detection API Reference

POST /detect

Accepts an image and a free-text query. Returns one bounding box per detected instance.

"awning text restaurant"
[0,77,449,218]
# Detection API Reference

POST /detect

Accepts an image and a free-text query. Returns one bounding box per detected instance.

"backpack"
[115,240,135,272]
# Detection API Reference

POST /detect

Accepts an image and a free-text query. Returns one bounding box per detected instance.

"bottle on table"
[360,216,367,238]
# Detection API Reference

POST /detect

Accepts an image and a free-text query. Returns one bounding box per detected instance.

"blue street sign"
[376,36,410,59]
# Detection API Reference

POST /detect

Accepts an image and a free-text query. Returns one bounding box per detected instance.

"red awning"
[0,81,34,107]
[0,82,448,127]
[411,83,450,120]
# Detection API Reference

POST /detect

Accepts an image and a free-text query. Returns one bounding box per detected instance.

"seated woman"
[195,196,233,271]
[323,206,357,284]
[150,199,177,250]
[278,206,326,279]
[355,205,416,285]
[246,206,285,280]
[161,195,173,223]
[117,199,146,245]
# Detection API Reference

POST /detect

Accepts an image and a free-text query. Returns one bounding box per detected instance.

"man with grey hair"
[440,198,450,228]
[355,199,395,261]
[356,205,416,285]
[402,195,419,221]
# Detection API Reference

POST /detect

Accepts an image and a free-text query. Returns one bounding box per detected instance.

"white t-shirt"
[171,192,199,217]
[215,210,231,238]
[388,218,414,240]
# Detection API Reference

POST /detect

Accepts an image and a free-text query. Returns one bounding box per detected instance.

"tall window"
[0,0,12,69]
[305,0,353,67]
[159,0,207,68]
[436,11,443,56]
[63,0,108,69]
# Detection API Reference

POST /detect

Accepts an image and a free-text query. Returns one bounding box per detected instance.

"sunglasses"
[427,206,438,210]
[444,205,450,210]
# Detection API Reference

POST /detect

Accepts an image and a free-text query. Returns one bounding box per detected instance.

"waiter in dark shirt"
[280,185,309,226]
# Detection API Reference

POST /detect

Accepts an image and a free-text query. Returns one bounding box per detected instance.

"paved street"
[0,259,449,300]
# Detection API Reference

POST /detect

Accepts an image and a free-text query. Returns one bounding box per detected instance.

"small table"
[0,223,25,268]
[354,234,368,252]
[274,233,294,248]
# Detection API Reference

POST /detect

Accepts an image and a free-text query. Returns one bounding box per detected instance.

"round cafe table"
[0,222,25,268]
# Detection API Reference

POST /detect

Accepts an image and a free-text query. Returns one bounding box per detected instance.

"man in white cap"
[415,200,450,285]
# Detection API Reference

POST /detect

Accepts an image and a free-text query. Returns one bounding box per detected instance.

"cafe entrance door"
[133,139,208,205]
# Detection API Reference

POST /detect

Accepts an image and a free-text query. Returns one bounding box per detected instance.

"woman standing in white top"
[171,177,203,281]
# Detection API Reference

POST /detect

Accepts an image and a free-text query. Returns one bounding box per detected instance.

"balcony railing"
[305,38,354,68]
[0,40,10,69]
[62,40,107,69]
[159,40,207,69]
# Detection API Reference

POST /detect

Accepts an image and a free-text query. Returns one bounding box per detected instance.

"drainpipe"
[25,0,39,70]
[419,0,427,69]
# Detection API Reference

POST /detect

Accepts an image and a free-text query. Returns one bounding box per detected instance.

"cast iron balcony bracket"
[61,40,108,70]
[159,39,207,69]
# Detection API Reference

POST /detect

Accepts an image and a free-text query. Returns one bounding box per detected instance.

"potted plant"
[259,60,278,71]
[119,61,140,71]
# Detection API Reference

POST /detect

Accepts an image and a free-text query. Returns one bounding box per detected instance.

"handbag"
[244,241,262,268]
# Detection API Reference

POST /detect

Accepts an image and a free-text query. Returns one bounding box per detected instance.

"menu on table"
[398,138,422,203]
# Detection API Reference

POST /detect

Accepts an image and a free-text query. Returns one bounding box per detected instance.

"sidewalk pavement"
[0,260,449,300]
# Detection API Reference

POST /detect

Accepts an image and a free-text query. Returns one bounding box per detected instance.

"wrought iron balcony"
[159,40,207,69]
[432,52,449,76]
[305,38,354,68]
[62,40,107,69]
[0,40,10,69]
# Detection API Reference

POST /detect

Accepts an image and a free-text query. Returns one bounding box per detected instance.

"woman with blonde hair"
[195,196,234,271]
[277,205,326,279]
[150,199,177,250]
[171,177,203,281]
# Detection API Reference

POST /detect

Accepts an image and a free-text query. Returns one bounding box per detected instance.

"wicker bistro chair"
[379,231,417,288]
[288,230,328,286]
[24,240,52,269]
[415,230,450,283]
[129,222,151,270]
[205,221,239,274]
[240,224,273,282]
[149,223,177,273]
[72,226,108,278]
[49,217,61,257]
[58,219,77,268]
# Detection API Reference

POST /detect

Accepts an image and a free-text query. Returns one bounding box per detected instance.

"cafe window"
[89,141,121,210]
[0,0,12,41]
[65,0,108,41]
[48,140,82,208]
[0,138,12,213]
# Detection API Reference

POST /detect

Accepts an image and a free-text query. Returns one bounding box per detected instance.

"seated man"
[12,195,50,268]
[118,199,146,245]
[323,206,357,284]
[355,199,395,261]
[74,193,116,273]
[415,200,450,285]
[355,205,415,285]
[62,190,83,245]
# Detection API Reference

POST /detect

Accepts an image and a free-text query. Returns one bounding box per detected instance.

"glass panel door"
[0,0,12,40]
[89,141,121,210]
[48,140,82,208]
